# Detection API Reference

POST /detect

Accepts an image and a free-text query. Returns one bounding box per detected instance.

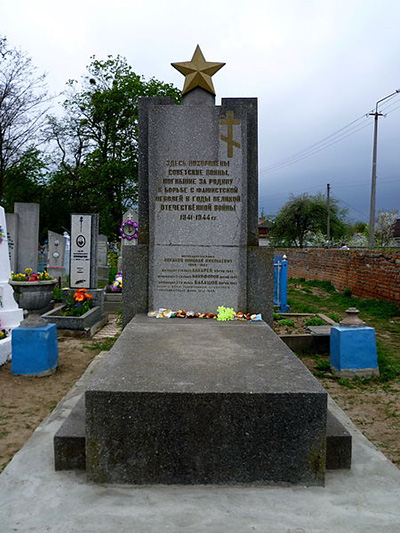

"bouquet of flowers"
[0,320,9,340]
[11,268,53,282]
[62,289,93,317]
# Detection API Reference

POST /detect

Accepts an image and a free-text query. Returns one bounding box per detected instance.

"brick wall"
[278,248,400,306]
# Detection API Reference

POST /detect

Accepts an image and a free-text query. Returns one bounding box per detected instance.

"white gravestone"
[5,213,18,272]
[97,234,110,287]
[63,232,70,275]
[70,214,99,289]
[0,206,24,364]
[47,231,67,284]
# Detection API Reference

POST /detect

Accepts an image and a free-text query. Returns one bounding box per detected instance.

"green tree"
[269,193,348,247]
[47,55,181,236]
[0,37,50,203]
[2,148,47,210]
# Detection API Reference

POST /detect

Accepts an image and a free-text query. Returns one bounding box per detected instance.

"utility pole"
[368,89,400,247]
[327,183,331,247]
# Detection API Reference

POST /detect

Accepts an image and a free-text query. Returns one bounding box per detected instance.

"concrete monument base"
[11,323,58,376]
[81,316,328,486]
[330,326,379,377]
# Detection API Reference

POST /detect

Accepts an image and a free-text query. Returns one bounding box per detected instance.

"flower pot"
[9,280,57,312]
[42,305,102,330]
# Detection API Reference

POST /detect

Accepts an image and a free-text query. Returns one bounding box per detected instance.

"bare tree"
[0,37,50,200]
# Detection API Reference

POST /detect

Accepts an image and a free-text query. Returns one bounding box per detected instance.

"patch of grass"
[289,278,335,293]
[288,277,400,384]
[305,317,326,327]
[306,280,336,293]
[273,312,281,321]
[88,335,119,352]
[327,312,341,323]
[277,319,295,327]
[287,299,318,313]
[377,341,400,381]
[315,358,331,372]
[357,299,400,320]
[337,378,357,389]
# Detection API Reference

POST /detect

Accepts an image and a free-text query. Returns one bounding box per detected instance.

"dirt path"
[0,335,105,472]
[301,356,400,468]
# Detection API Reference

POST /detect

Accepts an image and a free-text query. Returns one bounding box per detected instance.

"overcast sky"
[2,0,399,222]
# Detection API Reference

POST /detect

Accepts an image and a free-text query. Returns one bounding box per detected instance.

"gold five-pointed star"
[172,45,225,96]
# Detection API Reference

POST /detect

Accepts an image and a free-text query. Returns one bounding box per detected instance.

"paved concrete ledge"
[0,349,400,532]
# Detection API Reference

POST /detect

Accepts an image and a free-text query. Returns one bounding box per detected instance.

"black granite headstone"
[123,89,273,324]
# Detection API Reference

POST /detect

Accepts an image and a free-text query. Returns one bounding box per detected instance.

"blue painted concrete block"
[11,324,58,376]
[330,326,378,372]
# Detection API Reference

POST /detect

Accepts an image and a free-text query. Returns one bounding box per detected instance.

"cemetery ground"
[0,284,399,474]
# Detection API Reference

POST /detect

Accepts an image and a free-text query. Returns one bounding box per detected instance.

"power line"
[261,93,400,176]
[332,194,370,221]
[261,115,369,173]
[262,121,372,174]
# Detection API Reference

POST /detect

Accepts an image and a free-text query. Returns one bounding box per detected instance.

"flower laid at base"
[61,289,93,317]
[148,306,262,321]
[110,272,122,292]
[0,320,9,340]
[10,268,53,282]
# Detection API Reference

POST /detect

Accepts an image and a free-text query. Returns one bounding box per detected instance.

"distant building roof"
[393,218,400,238]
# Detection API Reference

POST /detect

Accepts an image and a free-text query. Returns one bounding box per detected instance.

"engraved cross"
[220,111,241,158]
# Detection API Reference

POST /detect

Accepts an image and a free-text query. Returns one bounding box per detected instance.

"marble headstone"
[97,234,109,287]
[47,231,67,285]
[123,90,273,322]
[70,214,99,289]
[14,202,39,273]
[0,206,24,364]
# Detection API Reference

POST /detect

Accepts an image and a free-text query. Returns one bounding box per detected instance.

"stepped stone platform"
[53,315,352,486]
[54,391,351,473]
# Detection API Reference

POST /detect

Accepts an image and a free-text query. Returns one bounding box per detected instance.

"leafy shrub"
[53,287,63,302]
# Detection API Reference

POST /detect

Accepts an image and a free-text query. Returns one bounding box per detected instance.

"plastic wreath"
[119,220,139,241]
[216,306,236,321]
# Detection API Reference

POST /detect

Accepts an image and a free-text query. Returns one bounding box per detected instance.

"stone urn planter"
[9,279,57,327]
